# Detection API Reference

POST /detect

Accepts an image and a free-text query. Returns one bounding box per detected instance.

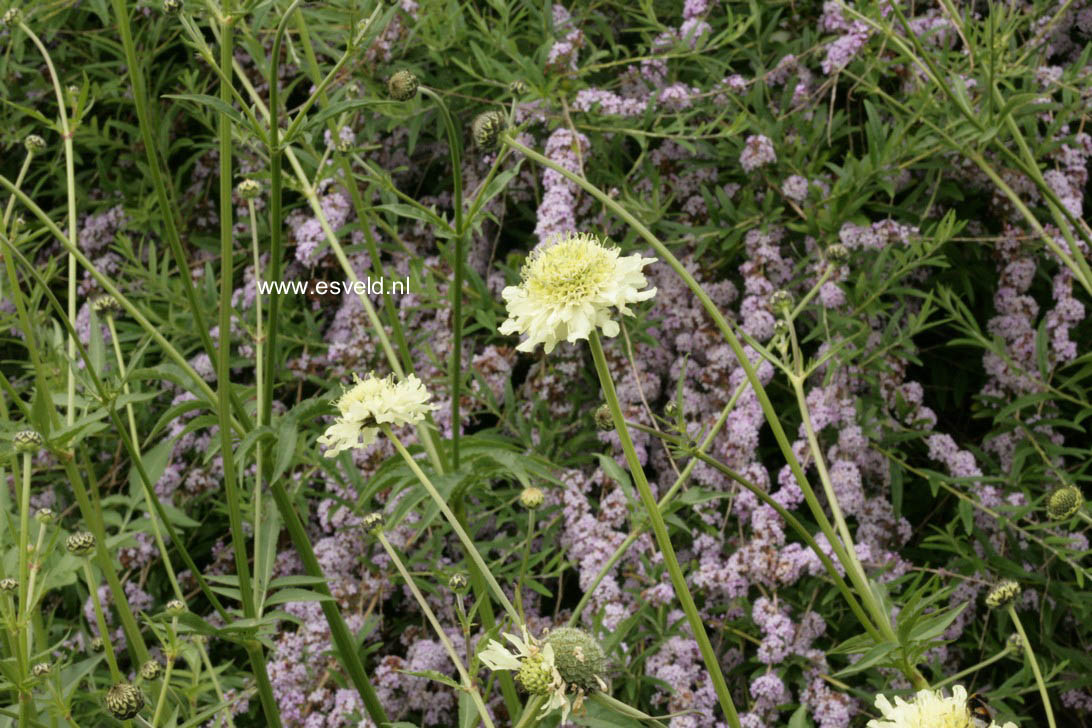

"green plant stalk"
[376,531,496,728]
[419,86,466,470]
[450,497,523,720]
[106,314,184,601]
[22,520,48,649]
[383,425,521,624]
[197,635,237,728]
[109,0,255,432]
[264,477,389,725]
[18,22,78,427]
[279,9,445,474]
[82,562,122,682]
[151,657,174,727]
[501,134,910,674]
[215,8,282,726]
[931,641,1016,690]
[16,452,32,726]
[247,198,266,612]
[588,332,740,728]
[2,150,32,228]
[1007,605,1056,728]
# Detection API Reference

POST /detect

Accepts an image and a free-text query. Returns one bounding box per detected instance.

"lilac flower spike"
[499,232,657,353]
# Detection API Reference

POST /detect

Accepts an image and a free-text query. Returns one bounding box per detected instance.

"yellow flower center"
[523,234,615,306]
[516,653,555,695]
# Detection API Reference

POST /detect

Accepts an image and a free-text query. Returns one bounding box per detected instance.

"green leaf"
[264,588,336,608]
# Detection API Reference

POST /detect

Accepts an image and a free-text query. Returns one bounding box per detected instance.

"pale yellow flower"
[478,629,573,722]
[317,373,434,456]
[867,685,1015,728]
[499,232,656,353]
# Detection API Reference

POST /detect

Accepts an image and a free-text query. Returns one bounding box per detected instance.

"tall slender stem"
[588,332,740,728]
[1007,605,1056,728]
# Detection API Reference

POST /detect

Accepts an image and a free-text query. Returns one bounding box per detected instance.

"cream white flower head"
[317,372,434,457]
[499,232,657,353]
[478,628,573,723]
[867,685,1015,728]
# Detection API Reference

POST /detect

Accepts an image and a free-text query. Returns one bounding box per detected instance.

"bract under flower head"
[317,373,434,457]
[478,628,574,723]
[499,232,656,353]
[867,685,1016,728]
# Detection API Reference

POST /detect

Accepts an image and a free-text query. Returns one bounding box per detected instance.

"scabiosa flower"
[317,373,434,457]
[140,660,163,680]
[13,429,43,453]
[1047,485,1083,520]
[0,578,16,591]
[520,487,545,509]
[165,599,186,615]
[471,110,506,149]
[479,628,573,722]
[388,69,419,101]
[867,685,1015,728]
[66,531,96,556]
[499,232,656,353]
[24,134,45,153]
[105,682,145,720]
[985,580,1021,609]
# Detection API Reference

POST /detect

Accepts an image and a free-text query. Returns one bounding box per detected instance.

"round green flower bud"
[13,430,44,453]
[32,662,52,677]
[519,487,545,509]
[24,135,46,153]
[165,599,186,616]
[66,531,96,556]
[508,79,527,95]
[447,573,468,593]
[89,636,104,652]
[387,70,419,101]
[162,0,182,13]
[35,508,54,524]
[1,8,23,27]
[471,110,506,149]
[362,512,384,534]
[985,580,1021,609]
[91,294,121,315]
[594,404,613,431]
[664,400,679,419]
[236,179,261,200]
[0,578,17,592]
[12,215,26,231]
[1006,633,1023,652]
[1047,485,1083,520]
[544,627,607,692]
[515,651,555,695]
[824,243,849,264]
[66,85,80,105]
[105,682,145,720]
[768,289,792,316]
[140,659,162,680]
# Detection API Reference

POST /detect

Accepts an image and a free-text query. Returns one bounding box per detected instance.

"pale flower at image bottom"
[867,685,1016,728]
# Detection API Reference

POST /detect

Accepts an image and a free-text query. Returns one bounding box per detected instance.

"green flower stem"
[451,498,524,720]
[105,315,184,602]
[565,380,744,628]
[214,7,282,725]
[588,332,740,728]
[82,562,122,682]
[150,656,174,727]
[264,478,389,725]
[512,695,546,728]
[247,198,266,612]
[376,531,496,728]
[197,636,237,728]
[419,86,466,471]
[499,134,884,640]
[17,452,31,656]
[18,22,77,427]
[110,0,254,432]
[1007,605,1056,728]
[22,520,49,641]
[931,641,1017,690]
[278,8,445,475]
[1,149,32,228]
[383,425,521,624]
